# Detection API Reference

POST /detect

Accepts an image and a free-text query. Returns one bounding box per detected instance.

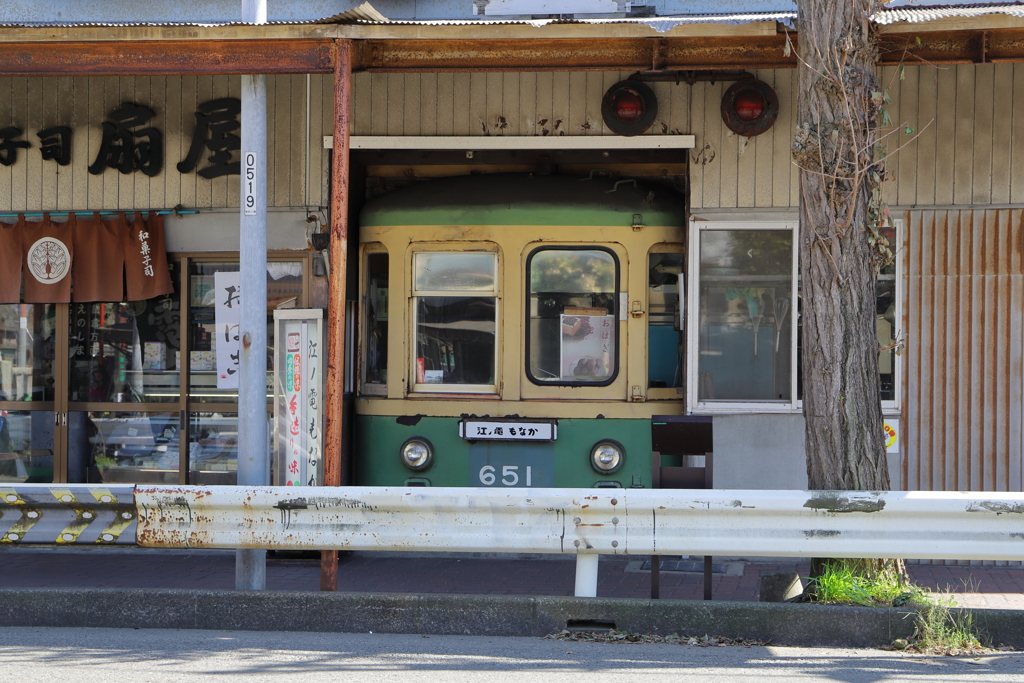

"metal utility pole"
[236,0,268,591]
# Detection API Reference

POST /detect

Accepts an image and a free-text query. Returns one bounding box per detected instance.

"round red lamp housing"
[602,80,658,136]
[721,79,779,137]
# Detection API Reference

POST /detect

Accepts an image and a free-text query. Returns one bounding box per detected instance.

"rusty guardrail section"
[5,484,1023,596]
[128,485,1024,560]
[0,485,137,545]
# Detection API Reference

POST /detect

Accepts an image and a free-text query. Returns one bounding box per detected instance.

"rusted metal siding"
[0,74,314,211]
[904,210,1024,498]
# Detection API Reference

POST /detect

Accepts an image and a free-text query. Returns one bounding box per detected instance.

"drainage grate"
[566,619,616,633]
[640,559,728,574]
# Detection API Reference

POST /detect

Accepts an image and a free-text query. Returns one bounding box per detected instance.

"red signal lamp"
[613,90,644,122]
[602,80,658,136]
[721,79,779,137]
[733,90,765,122]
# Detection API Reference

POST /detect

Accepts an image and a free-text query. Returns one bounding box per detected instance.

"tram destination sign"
[459,419,556,442]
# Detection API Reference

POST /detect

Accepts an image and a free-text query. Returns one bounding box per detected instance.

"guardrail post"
[574,554,599,597]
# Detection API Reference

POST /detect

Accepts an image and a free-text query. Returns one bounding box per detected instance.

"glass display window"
[68,263,182,404]
[0,409,55,483]
[0,304,57,402]
[68,410,180,484]
[187,260,303,403]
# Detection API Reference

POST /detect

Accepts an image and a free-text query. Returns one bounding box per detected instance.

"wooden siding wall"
[884,64,1024,209]
[6,65,1023,213]
[340,63,1024,210]
[0,75,327,212]
[342,69,800,209]
[904,209,1024,493]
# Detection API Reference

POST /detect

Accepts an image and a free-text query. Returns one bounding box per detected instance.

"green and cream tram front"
[355,173,687,489]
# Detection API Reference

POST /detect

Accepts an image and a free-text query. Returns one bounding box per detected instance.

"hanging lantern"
[721,79,779,137]
[602,80,658,136]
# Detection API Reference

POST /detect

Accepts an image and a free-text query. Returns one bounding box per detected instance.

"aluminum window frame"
[685,218,904,415]
[686,219,800,414]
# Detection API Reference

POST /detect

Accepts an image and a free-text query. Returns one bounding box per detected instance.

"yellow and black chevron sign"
[0,485,136,545]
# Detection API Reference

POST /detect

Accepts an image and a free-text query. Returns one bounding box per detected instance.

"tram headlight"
[400,437,434,472]
[590,440,624,474]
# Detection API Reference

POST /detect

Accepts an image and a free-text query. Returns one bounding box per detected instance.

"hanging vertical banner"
[273,309,324,487]
[213,271,241,389]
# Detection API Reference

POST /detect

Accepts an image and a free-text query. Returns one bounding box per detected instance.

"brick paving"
[1,548,1022,609]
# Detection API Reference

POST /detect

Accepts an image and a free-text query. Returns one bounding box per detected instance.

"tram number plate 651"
[468,448,554,488]
[478,465,532,487]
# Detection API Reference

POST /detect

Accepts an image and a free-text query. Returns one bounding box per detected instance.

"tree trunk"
[793,0,907,584]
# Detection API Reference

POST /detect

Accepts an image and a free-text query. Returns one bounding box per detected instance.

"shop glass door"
[0,303,61,483]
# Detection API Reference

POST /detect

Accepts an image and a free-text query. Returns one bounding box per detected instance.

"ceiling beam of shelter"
[354,36,798,72]
[4,29,1024,76]
[878,28,1024,65]
[0,39,334,76]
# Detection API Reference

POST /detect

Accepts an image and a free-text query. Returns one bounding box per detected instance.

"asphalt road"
[1,627,1022,682]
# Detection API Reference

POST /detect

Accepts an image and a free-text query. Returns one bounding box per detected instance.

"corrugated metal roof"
[361,12,796,32]
[0,1,387,27]
[4,3,1024,30]
[876,2,1024,24]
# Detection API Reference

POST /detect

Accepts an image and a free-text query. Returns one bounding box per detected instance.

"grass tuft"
[810,561,994,655]
[810,560,922,607]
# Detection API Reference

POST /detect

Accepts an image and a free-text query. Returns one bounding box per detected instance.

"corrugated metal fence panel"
[0,75,311,211]
[345,69,799,209]
[905,211,1024,566]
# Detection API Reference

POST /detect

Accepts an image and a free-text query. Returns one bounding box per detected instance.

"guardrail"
[0,485,137,545]
[3,484,1024,597]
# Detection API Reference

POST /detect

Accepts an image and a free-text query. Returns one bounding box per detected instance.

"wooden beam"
[321,37,352,593]
[355,36,798,72]
[0,39,334,75]
[5,29,1024,77]
[879,28,1024,65]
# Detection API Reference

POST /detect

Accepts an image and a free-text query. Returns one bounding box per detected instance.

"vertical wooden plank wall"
[0,75,311,211]
[343,69,799,210]
[4,65,1024,213]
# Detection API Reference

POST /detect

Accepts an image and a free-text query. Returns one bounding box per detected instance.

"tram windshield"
[527,247,618,384]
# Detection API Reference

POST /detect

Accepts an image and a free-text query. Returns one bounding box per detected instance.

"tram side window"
[412,252,497,391]
[527,248,618,385]
[363,252,389,392]
[648,252,684,389]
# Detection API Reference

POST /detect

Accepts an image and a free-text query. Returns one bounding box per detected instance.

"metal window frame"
[686,219,800,414]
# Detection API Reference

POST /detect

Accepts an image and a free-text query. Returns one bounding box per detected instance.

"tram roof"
[359,173,688,228]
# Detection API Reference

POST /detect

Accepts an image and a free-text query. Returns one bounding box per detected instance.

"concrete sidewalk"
[2,547,1022,610]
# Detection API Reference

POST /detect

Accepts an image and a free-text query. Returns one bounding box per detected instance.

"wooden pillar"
[321,38,352,592]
